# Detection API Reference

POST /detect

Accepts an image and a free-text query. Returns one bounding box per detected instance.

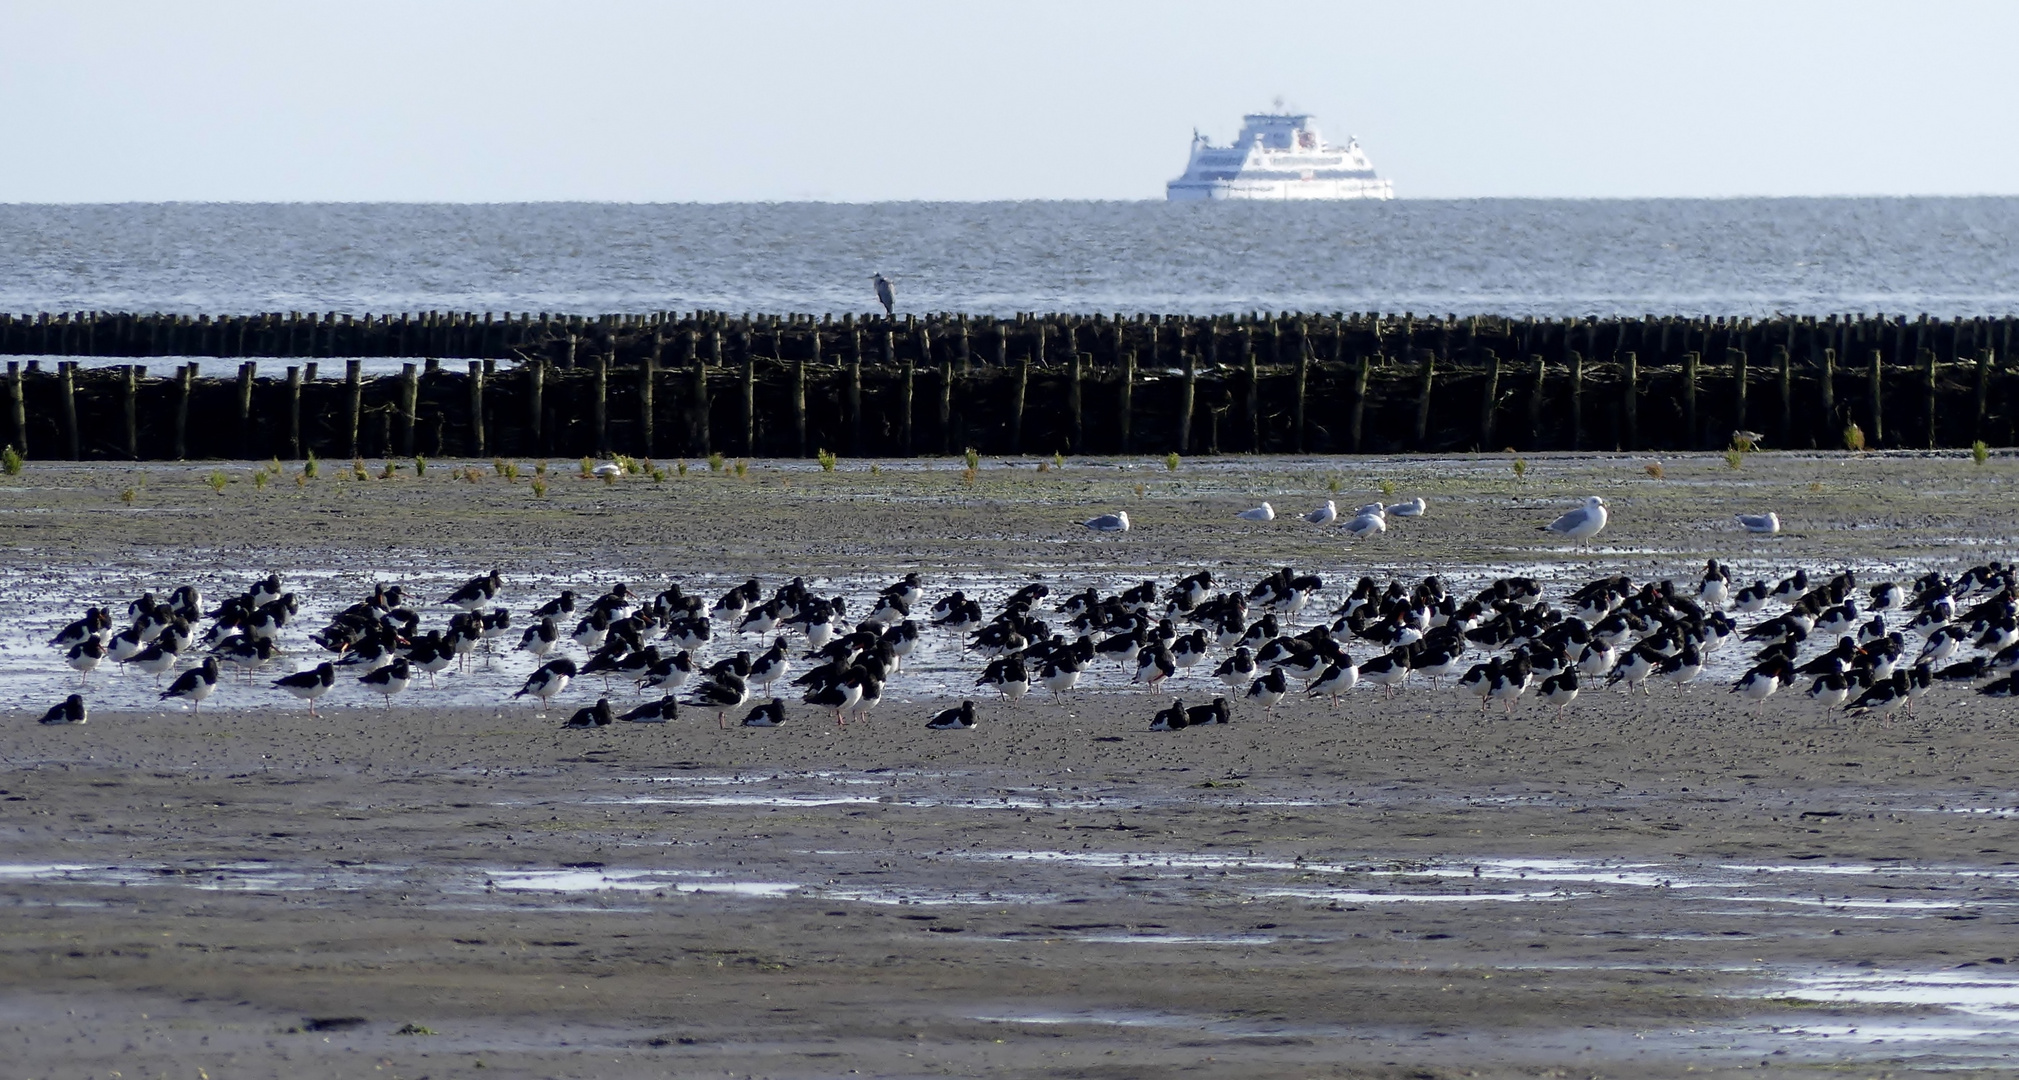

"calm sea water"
[2,199,2017,318]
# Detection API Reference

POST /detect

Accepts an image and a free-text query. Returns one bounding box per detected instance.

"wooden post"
[1178,350,1197,453]
[937,353,953,455]
[1478,348,1501,450]
[528,357,547,455]
[1730,347,1748,437]
[1921,347,1937,449]
[592,347,610,455]
[1413,347,1435,449]
[285,365,302,459]
[847,354,862,455]
[1623,351,1639,449]
[639,335,659,458]
[236,362,256,460]
[691,340,711,456]
[1009,357,1028,453]
[1775,344,1792,446]
[173,364,192,460]
[1568,350,1584,451]
[342,360,362,459]
[1975,347,1994,444]
[1119,350,1136,453]
[994,323,1007,368]
[1527,354,1546,448]
[123,365,140,460]
[1351,351,1370,452]
[397,362,418,457]
[1069,350,1083,454]
[795,357,809,457]
[1870,348,1885,447]
[7,361,25,457]
[1294,337,1310,452]
[743,349,757,456]
[1682,350,1699,449]
[449,357,478,458]
[1819,347,1836,445]
[56,362,78,459]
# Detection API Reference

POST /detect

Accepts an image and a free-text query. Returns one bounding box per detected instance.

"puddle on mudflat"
[478,868,799,898]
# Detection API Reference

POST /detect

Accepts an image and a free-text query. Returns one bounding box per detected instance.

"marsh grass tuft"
[1644,462,1665,480]
[963,447,979,470]
[0,445,21,476]
[207,470,229,493]
[380,461,398,480]
[1052,451,1065,469]
[1724,449,1743,470]
[816,449,837,472]
[677,460,689,477]
[531,478,548,498]
[962,466,976,485]
[302,451,318,479]
[1327,475,1342,494]
[253,470,269,490]
[707,451,726,473]
[1974,440,1990,466]
[651,468,667,483]
[1843,422,1866,452]
[1512,458,1528,480]
[1164,452,1181,472]
[734,459,748,478]
[352,458,368,481]
[120,487,136,505]
[1378,478,1396,499]
[413,456,426,478]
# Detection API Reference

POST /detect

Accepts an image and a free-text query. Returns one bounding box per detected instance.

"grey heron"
[872,273,895,317]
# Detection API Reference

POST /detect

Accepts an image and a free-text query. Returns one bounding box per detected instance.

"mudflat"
[2,451,2016,1079]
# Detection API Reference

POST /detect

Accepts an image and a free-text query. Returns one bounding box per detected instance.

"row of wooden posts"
[4,334,2012,461]
[5,308,2016,379]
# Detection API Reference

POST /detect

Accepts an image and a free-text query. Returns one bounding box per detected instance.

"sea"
[2,198,2018,320]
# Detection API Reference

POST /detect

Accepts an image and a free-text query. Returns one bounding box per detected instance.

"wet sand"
[3,451,2018,1078]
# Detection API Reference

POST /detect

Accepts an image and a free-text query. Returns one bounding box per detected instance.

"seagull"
[591,461,623,479]
[1542,495,1609,544]
[1386,497,1427,517]
[1082,511,1130,533]
[1236,503,1275,522]
[1303,501,1337,525]
[872,273,895,317]
[1342,503,1386,539]
[38,694,87,725]
[1735,511,1781,535]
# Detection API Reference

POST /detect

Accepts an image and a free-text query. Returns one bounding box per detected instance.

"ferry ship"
[1167,108,1393,201]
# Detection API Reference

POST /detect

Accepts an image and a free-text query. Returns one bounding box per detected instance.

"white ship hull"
[1167,177,1394,201]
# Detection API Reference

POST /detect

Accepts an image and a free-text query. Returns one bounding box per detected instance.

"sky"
[2,0,2016,202]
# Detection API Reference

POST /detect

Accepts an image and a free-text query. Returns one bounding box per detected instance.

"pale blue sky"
[2,0,2015,202]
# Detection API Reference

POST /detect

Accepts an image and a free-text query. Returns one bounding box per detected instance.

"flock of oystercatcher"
[29,530,2016,731]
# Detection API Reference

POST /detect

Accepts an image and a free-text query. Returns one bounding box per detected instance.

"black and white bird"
[272,662,336,716]
[618,695,679,723]
[686,671,750,728]
[977,655,1030,702]
[160,657,220,712]
[49,607,109,650]
[741,698,787,727]
[38,694,87,725]
[1806,671,1851,710]
[358,657,412,708]
[563,698,614,728]
[1185,697,1232,726]
[924,700,977,730]
[1732,657,1793,716]
[1536,669,1579,718]
[65,637,105,685]
[1149,698,1189,730]
[1306,661,1358,706]
[514,657,576,714]
[1214,647,1257,689]
[1244,667,1288,715]
[1846,671,1909,720]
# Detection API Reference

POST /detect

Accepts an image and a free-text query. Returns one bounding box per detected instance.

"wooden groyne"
[0,310,2013,459]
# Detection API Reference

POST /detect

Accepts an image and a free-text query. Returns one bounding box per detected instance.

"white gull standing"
[1303,500,1337,525]
[1542,496,1608,545]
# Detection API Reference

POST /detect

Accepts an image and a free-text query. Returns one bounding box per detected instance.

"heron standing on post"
[872,273,895,318]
